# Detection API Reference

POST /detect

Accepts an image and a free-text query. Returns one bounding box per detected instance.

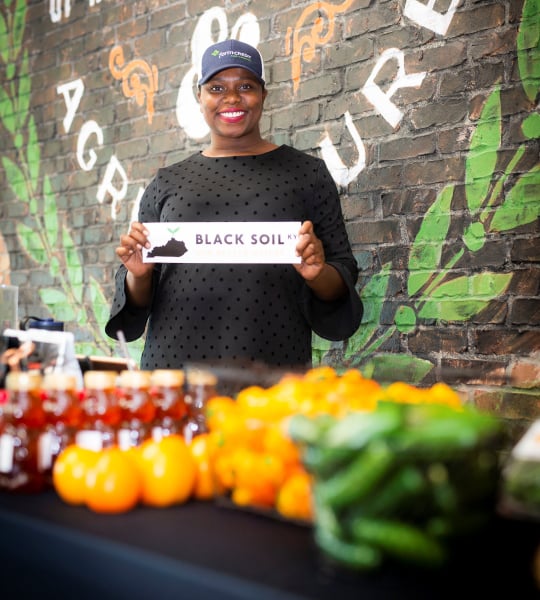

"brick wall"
[0,0,538,437]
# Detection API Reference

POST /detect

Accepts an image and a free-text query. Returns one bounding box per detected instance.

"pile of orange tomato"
[53,433,214,514]
[53,366,462,519]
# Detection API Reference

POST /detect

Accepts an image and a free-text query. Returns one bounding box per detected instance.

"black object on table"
[0,490,538,600]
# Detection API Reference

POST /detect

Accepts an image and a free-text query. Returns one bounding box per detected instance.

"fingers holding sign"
[116,222,153,278]
[294,221,325,281]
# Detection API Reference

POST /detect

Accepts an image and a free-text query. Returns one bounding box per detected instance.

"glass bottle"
[116,370,155,449]
[0,371,47,492]
[77,370,121,451]
[40,372,82,483]
[150,369,187,441]
[183,369,217,443]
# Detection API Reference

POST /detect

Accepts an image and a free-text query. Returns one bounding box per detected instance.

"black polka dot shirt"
[106,145,362,370]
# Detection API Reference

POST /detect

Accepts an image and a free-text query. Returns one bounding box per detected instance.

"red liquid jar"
[116,370,155,449]
[0,371,47,492]
[150,369,187,441]
[40,372,82,483]
[77,370,121,451]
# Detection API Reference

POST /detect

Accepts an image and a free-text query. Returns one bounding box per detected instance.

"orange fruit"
[135,434,196,507]
[84,446,142,514]
[189,433,220,500]
[213,450,236,489]
[204,395,237,430]
[276,469,314,522]
[262,421,300,469]
[52,445,99,506]
[232,449,284,507]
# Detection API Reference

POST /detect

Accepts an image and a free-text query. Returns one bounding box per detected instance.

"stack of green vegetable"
[288,401,504,571]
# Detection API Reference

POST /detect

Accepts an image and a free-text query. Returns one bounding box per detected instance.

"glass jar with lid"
[40,372,82,482]
[150,369,187,440]
[116,370,155,449]
[0,371,47,492]
[77,370,121,451]
[183,368,217,443]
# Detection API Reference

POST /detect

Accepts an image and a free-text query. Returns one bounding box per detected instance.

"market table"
[0,490,538,599]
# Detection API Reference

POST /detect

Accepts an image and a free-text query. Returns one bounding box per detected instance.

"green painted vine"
[314,0,540,382]
[0,0,123,358]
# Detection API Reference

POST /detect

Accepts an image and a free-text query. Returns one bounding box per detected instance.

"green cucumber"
[350,517,446,567]
[344,465,428,521]
[314,526,382,571]
[287,413,335,445]
[316,440,395,511]
[321,403,403,450]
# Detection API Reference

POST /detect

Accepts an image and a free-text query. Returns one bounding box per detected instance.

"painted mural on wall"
[0,0,539,379]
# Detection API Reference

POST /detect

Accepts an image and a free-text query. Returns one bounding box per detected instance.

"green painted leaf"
[27,115,40,189]
[62,228,83,283]
[517,0,540,103]
[489,164,540,232]
[408,185,453,296]
[17,222,46,264]
[2,155,28,202]
[13,0,26,56]
[0,84,16,134]
[39,287,68,304]
[312,333,334,353]
[50,256,61,278]
[29,194,38,214]
[39,288,77,322]
[42,176,58,244]
[344,263,392,359]
[465,88,501,213]
[17,49,30,123]
[419,273,512,321]
[463,221,485,251]
[0,13,8,65]
[75,341,102,356]
[394,305,416,334]
[361,354,434,385]
[522,112,540,139]
[89,276,113,326]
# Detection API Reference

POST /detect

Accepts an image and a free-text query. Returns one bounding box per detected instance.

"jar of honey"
[116,370,155,449]
[0,371,47,492]
[77,370,121,451]
[183,368,217,443]
[41,372,82,481]
[150,369,187,440]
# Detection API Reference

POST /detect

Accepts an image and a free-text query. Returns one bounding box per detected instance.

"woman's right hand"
[116,221,154,279]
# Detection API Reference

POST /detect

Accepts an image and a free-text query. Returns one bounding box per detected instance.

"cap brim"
[198,66,265,86]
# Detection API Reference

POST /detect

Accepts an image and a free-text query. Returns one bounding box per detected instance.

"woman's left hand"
[294,221,347,301]
[294,220,325,281]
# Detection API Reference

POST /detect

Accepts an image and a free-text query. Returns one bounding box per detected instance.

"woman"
[106,39,362,369]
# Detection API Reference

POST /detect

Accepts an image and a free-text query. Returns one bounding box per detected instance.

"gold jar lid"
[84,370,118,390]
[41,372,78,391]
[5,371,42,391]
[117,369,152,388]
[151,369,185,387]
[186,368,217,387]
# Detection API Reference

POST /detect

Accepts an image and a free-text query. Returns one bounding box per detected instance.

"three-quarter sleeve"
[300,159,363,340]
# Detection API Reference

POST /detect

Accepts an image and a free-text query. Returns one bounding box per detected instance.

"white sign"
[143,222,302,264]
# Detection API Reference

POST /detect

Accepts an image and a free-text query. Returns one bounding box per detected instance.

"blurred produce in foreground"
[203,366,499,527]
[288,401,504,571]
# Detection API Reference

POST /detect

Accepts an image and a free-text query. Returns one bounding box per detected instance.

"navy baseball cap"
[198,39,265,86]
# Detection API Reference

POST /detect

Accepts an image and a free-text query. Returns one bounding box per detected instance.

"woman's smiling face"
[198,67,267,142]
